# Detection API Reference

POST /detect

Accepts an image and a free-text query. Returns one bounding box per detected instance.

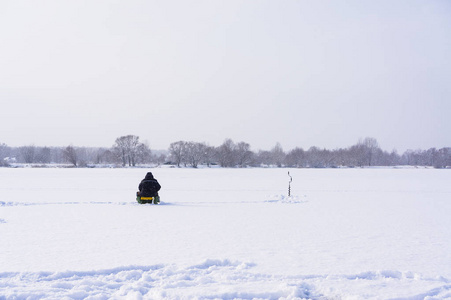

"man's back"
[139,172,161,197]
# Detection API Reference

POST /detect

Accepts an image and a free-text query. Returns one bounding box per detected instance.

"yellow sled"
[136,193,160,204]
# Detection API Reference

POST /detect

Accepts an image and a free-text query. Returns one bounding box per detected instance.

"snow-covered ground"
[0,167,450,299]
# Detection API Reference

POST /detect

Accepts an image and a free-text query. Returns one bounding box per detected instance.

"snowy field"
[0,167,450,299]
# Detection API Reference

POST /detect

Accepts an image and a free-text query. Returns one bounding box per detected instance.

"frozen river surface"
[0,167,450,299]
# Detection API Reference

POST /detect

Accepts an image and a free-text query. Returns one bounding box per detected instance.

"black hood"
[144,172,154,180]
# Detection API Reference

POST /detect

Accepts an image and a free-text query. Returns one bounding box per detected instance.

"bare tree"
[286,147,306,168]
[400,147,450,168]
[93,148,109,164]
[199,145,215,167]
[185,142,208,168]
[113,135,141,166]
[63,145,78,167]
[36,147,51,164]
[19,145,36,164]
[76,147,89,167]
[168,141,187,167]
[153,153,167,166]
[305,146,322,168]
[428,148,450,168]
[437,147,451,168]
[348,143,367,167]
[270,143,285,167]
[216,139,237,167]
[359,137,380,166]
[236,142,253,167]
[256,150,272,166]
[388,150,401,166]
[333,148,349,167]
[136,143,152,164]
[0,143,11,166]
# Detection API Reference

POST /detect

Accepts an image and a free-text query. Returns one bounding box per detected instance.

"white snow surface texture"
[0,168,450,299]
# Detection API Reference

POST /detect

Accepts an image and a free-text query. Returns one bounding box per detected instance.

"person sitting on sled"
[138,172,161,200]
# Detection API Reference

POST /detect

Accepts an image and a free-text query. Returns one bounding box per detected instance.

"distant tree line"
[167,137,450,169]
[0,135,160,168]
[0,136,449,168]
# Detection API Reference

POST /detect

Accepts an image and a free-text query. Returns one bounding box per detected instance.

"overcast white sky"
[1,1,450,152]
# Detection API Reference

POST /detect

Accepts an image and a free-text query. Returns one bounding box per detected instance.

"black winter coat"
[138,173,161,197]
